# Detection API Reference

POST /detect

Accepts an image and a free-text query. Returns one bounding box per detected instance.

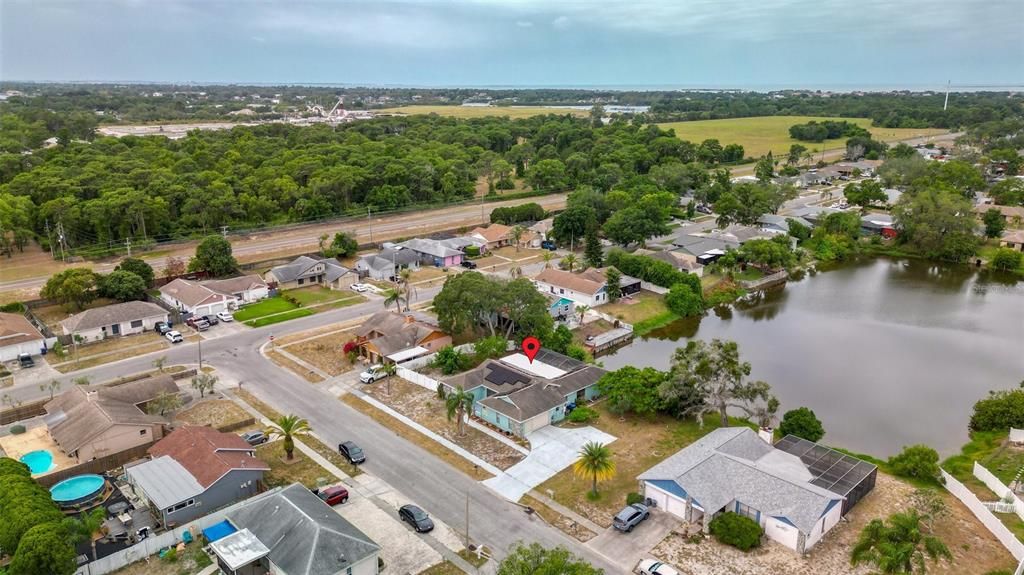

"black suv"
[399,504,434,533]
[18,353,34,368]
[461,260,477,269]
[339,441,366,464]
[154,321,172,335]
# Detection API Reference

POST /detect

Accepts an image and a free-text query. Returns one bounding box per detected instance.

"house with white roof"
[638,428,876,553]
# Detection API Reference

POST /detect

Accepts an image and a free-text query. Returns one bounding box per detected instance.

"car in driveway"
[17,353,34,368]
[165,330,184,343]
[398,504,434,533]
[203,314,219,326]
[359,365,387,384]
[185,317,209,331]
[314,485,349,506]
[637,559,679,575]
[338,441,366,464]
[612,503,650,532]
[216,311,234,322]
[460,260,477,269]
[240,430,268,445]
[154,321,172,335]
[541,240,556,250]
[350,283,370,293]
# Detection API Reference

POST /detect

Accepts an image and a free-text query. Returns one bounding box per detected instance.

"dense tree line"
[490,202,546,225]
[788,120,870,142]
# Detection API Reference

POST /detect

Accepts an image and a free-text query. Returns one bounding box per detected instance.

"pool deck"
[0,426,76,475]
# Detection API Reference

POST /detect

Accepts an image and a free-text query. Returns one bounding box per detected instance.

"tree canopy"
[188,235,238,276]
[497,543,603,575]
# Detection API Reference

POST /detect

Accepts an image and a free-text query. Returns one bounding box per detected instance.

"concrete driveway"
[484,425,616,501]
[588,510,682,572]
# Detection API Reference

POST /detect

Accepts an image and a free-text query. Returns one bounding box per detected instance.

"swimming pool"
[19,450,54,474]
[50,474,106,506]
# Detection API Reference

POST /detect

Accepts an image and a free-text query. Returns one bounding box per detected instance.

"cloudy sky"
[2,0,1022,88]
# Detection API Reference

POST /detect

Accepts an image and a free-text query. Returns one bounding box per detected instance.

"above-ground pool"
[19,450,54,474]
[50,474,106,506]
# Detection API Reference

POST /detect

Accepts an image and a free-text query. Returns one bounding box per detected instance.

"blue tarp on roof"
[202,520,237,542]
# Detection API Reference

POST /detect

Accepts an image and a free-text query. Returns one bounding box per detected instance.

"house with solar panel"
[638,427,876,553]
[443,349,606,437]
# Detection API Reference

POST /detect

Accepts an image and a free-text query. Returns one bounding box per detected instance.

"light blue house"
[444,349,605,437]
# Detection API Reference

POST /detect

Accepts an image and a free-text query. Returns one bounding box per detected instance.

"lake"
[601,258,1024,457]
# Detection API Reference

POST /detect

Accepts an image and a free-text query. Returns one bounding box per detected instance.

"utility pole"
[367,207,373,244]
[125,237,132,257]
[56,220,67,263]
[943,80,951,111]
[196,326,203,369]
[220,225,229,238]
[465,491,470,551]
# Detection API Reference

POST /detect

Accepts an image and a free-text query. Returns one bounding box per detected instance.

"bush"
[464,245,480,257]
[567,406,598,424]
[626,492,644,506]
[888,445,941,483]
[0,302,25,313]
[431,345,468,375]
[161,548,178,563]
[9,425,26,435]
[779,407,825,442]
[565,343,592,363]
[473,336,508,361]
[606,249,702,292]
[990,248,1023,272]
[970,389,1024,431]
[342,341,358,354]
[709,512,763,551]
[665,283,704,317]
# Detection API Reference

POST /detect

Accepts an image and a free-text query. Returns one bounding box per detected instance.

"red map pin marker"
[522,336,541,363]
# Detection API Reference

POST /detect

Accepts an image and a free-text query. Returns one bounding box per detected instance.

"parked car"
[240,431,268,445]
[165,330,184,343]
[338,441,366,464]
[216,311,234,322]
[359,365,387,384]
[612,503,650,532]
[637,559,680,575]
[314,485,349,506]
[203,314,219,326]
[460,260,477,269]
[696,204,713,214]
[541,240,556,250]
[350,283,370,293]
[398,504,434,533]
[154,321,172,335]
[185,317,209,331]
[17,353,34,368]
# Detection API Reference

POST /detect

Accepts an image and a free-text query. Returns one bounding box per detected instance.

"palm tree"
[509,265,523,279]
[381,362,398,396]
[266,414,312,461]
[445,386,475,436]
[542,251,555,269]
[65,507,106,561]
[575,304,589,325]
[561,253,578,272]
[510,225,525,252]
[574,441,615,497]
[851,510,951,574]
[398,268,415,311]
[383,288,407,311]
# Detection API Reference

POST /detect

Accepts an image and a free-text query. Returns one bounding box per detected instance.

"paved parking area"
[200,320,248,339]
[484,425,616,501]
[336,494,443,575]
[588,510,681,572]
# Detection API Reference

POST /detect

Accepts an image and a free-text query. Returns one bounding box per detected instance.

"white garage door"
[643,483,670,510]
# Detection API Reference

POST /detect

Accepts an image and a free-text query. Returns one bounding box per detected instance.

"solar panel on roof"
[484,364,530,386]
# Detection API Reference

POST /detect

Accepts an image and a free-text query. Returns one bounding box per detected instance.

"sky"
[2,0,1022,89]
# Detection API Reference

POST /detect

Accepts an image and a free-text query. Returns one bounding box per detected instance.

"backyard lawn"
[537,402,748,528]
[174,399,255,431]
[657,116,947,158]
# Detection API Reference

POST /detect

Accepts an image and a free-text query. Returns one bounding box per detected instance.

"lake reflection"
[601,258,1024,457]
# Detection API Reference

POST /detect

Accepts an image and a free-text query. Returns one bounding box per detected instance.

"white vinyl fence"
[975,462,1024,521]
[941,469,1024,563]
[1010,428,1024,444]
[639,282,669,295]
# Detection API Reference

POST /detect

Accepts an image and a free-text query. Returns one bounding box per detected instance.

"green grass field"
[657,116,948,158]
[376,105,588,119]
[233,297,297,321]
[245,309,315,328]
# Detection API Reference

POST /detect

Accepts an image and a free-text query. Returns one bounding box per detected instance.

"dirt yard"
[282,330,356,376]
[174,399,255,431]
[363,377,524,470]
[649,474,1017,575]
[266,349,325,383]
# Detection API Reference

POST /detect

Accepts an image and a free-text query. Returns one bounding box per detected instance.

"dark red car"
[315,485,349,506]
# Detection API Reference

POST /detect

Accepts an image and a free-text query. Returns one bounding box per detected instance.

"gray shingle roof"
[61,301,167,333]
[638,427,844,535]
[399,238,463,259]
[227,484,379,575]
[269,257,351,284]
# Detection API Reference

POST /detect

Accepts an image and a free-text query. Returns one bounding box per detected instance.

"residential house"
[439,235,488,255]
[916,146,945,160]
[61,301,168,342]
[355,247,420,281]
[528,218,554,246]
[0,312,46,362]
[126,425,269,525]
[202,275,270,305]
[860,213,897,238]
[577,267,641,296]
[43,375,179,462]
[634,249,704,278]
[533,268,608,307]
[978,204,1024,225]
[445,349,606,437]
[758,214,812,236]
[1000,230,1024,252]
[786,205,841,226]
[209,483,380,575]
[266,256,356,290]
[399,238,464,267]
[470,223,513,250]
[834,159,882,177]
[638,428,876,553]
[159,279,234,317]
[545,295,575,320]
[352,310,451,364]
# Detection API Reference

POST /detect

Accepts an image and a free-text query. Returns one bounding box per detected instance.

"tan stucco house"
[352,310,451,364]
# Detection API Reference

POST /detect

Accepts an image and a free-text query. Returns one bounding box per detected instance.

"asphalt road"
[7,291,622,572]
[0,193,569,295]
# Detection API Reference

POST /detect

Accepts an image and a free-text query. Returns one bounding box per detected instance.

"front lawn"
[175,399,255,431]
[284,287,346,306]
[256,440,335,489]
[245,308,315,327]
[283,330,357,376]
[234,297,298,321]
[537,402,749,528]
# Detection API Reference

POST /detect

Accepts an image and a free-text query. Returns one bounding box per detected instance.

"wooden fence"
[35,441,156,488]
[216,417,257,433]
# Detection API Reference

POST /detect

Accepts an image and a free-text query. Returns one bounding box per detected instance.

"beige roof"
[62,301,168,333]
[0,312,44,348]
[354,311,443,357]
[528,218,554,234]
[471,223,512,243]
[1001,229,1024,244]
[978,205,1024,219]
[160,278,229,308]
[534,268,604,295]
[44,375,178,455]
[203,275,268,296]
